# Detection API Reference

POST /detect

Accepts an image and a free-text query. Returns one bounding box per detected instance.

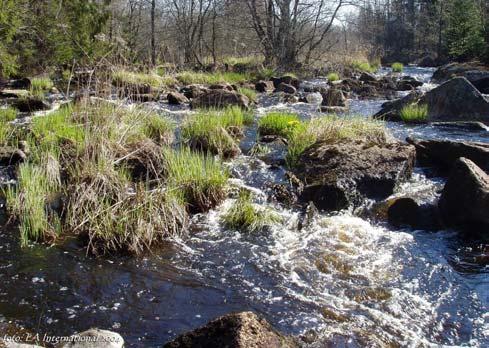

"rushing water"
[0,67,488,347]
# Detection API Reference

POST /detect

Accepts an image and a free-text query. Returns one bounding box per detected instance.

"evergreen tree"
[445,0,485,60]
[0,0,24,76]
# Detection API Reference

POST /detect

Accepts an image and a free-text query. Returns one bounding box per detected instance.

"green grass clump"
[327,72,340,82]
[399,104,428,123]
[6,102,181,254]
[391,62,404,73]
[238,87,258,102]
[5,161,61,246]
[258,112,301,138]
[164,147,228,213]
[351,61,377,73]
[0,107,17,122]
[66,157,188,255]
[113,69,177,88]
[30,77,54,97]
[176,71,251,85]
[222,189,281,232]
[286,115,386,167]
[181,106,252,157]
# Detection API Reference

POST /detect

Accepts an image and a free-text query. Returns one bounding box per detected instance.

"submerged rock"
[407,137,489,173]
[387,197,440,230]
[164,312,298,348]
[438,158,489,229]
[432,121,489,132]
[191,89,249,109]
[293,140,415,211]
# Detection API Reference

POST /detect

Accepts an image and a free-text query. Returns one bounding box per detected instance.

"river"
[0,67,487,347]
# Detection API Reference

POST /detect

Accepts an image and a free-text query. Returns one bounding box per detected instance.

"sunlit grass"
[258,112,301,138]
[113,69,177,88]
[351,61,377,73]
[181,106,252,157]
[163,146,228,213]
[222,189,281,232]
[176,71,251,85]
[391,62,404,73]
[327,72,340,82]
[0,107,17,122]
[400,104,428,123]
[286,115,386,167]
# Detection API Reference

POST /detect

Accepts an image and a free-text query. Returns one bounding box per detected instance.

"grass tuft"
[391,62,404,73]
[176,71,251,85]
[258,112,301,138]
[222,189,281,232]
[163,147,228,213]
[113,69,177,88]
[327,72,340,82]
[399,104,428,123]
[351,61,377,73]
[181,106,252,157]
[0,107,17,122]
[30,77,54,97]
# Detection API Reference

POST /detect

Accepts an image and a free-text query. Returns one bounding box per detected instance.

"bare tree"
[244,0,347,67]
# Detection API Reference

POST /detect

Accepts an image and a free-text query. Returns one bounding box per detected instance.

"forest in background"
[0,0,488,77]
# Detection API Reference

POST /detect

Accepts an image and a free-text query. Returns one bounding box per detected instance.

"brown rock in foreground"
[164,312,298,348]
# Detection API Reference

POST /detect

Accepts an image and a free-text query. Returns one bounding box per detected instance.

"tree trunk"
[151,0,156,66]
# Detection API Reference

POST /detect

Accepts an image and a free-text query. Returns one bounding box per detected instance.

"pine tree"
[445,0,485,60]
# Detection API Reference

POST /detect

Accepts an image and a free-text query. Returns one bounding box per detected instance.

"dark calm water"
[0,66,488,347]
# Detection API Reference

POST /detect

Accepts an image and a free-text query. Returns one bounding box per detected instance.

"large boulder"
[293,140,416,211]
[191,89,249,109]
[438,158,489,228]
[375,77,489,122]
[164,312,298,348]
[432,62,489,85]
[407,137,489,173]
[420,77,489,122]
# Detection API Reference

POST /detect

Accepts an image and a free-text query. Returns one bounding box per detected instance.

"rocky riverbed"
[0,64,488,347]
